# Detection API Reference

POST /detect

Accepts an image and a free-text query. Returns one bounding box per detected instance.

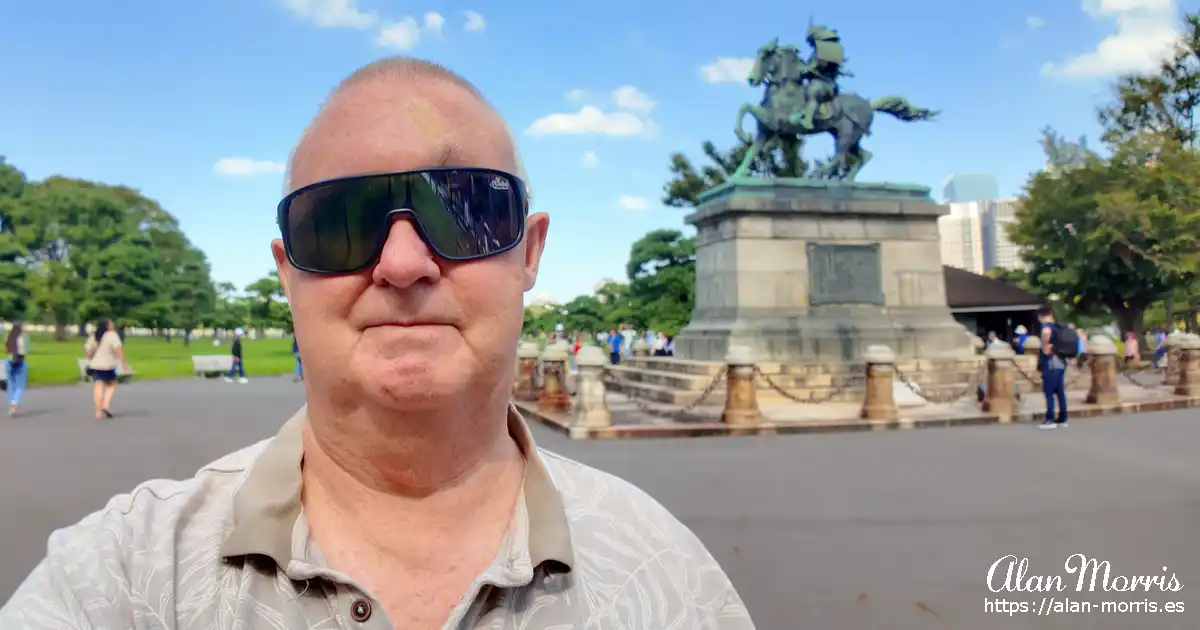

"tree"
[663,138,809,208]
[1099,12,1200,150]
[1011,130,1200,336]
[79,234,169,331]
[244,271,290,336]
[169,249,217,344]
[0,157,30,321]
[625,229,696,335]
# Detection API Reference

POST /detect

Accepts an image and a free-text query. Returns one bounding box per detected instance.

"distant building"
[942,174,999,203]
[938,198,1025,275]
[982,198,1024,271]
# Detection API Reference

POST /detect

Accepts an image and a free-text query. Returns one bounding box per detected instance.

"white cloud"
[581,151,598,168]
[1041,0,1179,79]
[283,0,377,29]
[612,85,655,113]
[423,12,444,37]
[1026,15,1046,30]
[525,106,647,137]
[376,17,421,50]
[564,88,586,101]
[213,157,285,177]
[699,57,754,84]
[526,292,557,306]
[463,10,486,32]
[617,195,650,212]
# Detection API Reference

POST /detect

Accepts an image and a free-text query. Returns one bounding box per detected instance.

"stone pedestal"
[513,342,540,402]
[860,345,899,421]
[537,345,572,413]
[675,179,973,364]
[1173,335,1200,397]
[632,339,650,357]
[572,346,612,428]
[982,342,1016,419]
[721,346,762,427]
[1165,331,1185,385]
[1086,336,1120,406]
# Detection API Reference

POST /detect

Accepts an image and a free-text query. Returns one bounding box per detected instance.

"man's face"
[273,79,549,411]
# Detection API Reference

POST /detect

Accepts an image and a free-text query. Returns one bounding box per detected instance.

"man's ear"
[521,212,549,291]
[271,239,292,301]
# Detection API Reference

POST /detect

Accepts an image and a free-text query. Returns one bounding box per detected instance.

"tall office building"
[982,198,1024,271]
[938,198,1026,274]
[938,202,986,274]
[942,174,999,203]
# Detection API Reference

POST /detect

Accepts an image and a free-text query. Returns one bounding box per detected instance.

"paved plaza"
[0,377,1197,629]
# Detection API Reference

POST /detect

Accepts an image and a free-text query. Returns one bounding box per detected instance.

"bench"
[192,354,234,378]
[77,358,136,383]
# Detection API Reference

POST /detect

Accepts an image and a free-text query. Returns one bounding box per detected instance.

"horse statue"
[730,31,939,182]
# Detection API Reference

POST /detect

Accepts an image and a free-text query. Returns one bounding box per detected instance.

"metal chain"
[753,365,865,404]
[601,367,727,420]
[894,362,986,404]
[1117,362,1168,390]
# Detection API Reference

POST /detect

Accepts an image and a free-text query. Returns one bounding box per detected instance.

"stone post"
[632,338,651,357]
[721,346,762,427]
[982,342,1017,420]
[1173,334,1200,397]
[1022,335,1042,356]
[538,343,572,413]
[571,346,612,429]
[513,342,540,402]
[1165,331,1186,385]
[860,345,899,421]
[1085,335,1120,406]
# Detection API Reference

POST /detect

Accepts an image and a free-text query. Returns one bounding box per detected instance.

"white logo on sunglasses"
[489,176,510,191]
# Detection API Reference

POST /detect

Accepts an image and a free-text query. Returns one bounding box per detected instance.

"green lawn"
[14,333,298,387]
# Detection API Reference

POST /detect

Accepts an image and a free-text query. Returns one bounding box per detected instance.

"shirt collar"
[220,405,574,572]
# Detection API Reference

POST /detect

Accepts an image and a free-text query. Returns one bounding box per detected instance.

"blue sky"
[1,0,1194,304]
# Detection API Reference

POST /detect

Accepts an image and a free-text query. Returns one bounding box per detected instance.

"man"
[1037,308,1069,429]
[607,327,623,364]
[0,57,753,629]
[224,327,247,383]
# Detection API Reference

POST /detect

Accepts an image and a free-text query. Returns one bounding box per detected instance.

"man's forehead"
[289,80,514,189]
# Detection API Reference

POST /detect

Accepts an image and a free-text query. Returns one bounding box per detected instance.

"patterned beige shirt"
[0,406,755,629]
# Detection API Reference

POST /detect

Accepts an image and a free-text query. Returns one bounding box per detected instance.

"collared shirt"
[1,406,754,629]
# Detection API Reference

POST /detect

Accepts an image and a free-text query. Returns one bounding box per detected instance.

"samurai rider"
[788,24,849,131]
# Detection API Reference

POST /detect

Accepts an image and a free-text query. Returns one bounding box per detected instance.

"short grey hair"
[283,57,530,203]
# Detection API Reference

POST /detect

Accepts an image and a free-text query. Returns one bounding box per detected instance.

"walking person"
[1037,308,1075,429]
[224,328,247,384]
[84,319,128,419]
[5,321,28,417]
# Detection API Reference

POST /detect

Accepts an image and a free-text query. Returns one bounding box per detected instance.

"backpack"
[1052,324,1079,358]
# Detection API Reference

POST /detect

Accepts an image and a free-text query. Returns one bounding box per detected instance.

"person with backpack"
[1037,308,1077,429]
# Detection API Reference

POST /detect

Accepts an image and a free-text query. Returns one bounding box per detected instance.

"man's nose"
[371,214,442,288]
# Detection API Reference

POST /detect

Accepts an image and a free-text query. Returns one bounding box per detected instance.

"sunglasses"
[277,167,529,275]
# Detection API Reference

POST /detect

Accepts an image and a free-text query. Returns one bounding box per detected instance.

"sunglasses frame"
[277,167,530,275]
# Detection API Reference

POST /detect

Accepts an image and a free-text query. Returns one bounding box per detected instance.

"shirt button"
[350,599,372,622]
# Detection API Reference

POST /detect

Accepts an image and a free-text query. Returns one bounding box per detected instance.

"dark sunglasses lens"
[285,178,392,272]
[284,170,525,273]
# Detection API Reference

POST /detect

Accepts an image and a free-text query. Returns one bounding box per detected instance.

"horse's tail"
[872,95,939,122]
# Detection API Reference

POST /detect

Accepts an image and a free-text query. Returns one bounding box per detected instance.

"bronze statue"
[731,25,939,182]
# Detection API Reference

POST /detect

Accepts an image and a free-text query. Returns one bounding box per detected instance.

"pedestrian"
[292,333,303,382]
[224,328,247,384]
[607,327,623,364]
[1123,330,1139,369]
[5,321,28,417]
[0,56,754,629]
[1037,308,1074,429]
[84,318,128,419]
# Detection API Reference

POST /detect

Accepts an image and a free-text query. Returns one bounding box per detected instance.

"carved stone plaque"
[807,243,884,306]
